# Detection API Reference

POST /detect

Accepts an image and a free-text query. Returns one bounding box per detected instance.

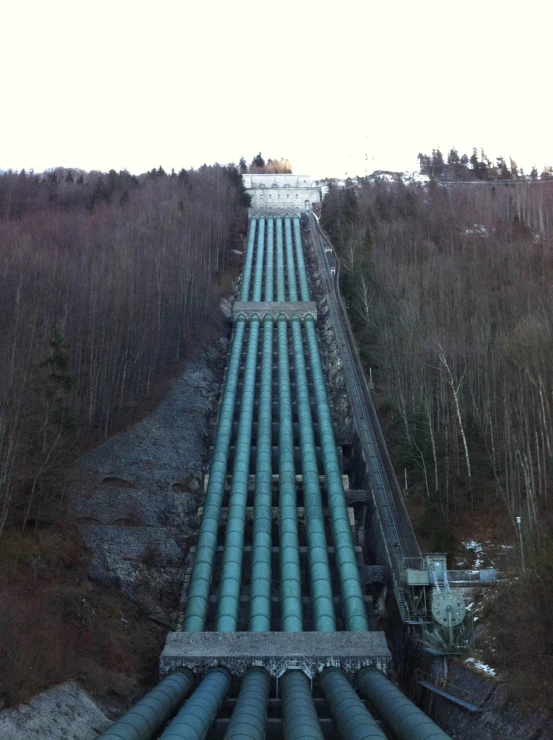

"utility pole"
[516,515,526,574]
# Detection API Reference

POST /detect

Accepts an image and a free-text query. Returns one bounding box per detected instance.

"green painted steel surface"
[240,216,257,301]
[278,316,303,631]
[216,318,260,631]
[291,213,368,631]
[265,216,274,302]
[319,668,386,739]
[98,670,195,740]
[358,668,452,740]
[291,316,335,631]
[224,667,271,739]
[182,317,246,631]
[216,214,265,631]
[284,215,298,300]
[281,671,324,740]
[249,317,273,631]
[276,216,285,302]
[293,215,310,301]
[160,668,231,739]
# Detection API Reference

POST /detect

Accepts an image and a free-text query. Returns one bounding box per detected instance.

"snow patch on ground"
[465,657,497,677]
[463,540,485,568]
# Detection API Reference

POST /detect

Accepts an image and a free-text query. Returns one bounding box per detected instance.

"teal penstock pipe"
[159,668,231,739]
[265,215,274,301]
[97,670,195,740]
[224,667,271,740]
[182,210,258,631]
[284,215,298,300]
[291,316,335,631]
[278,314,303,631]
[319,668,386,740]
[240,215,257,301]
[281,670,324,740]
[250,317,273,631]
[275,216,285,301]
[291,215,368,631]
[216,215,265,631]
[216,317,260,631]
[357,667,452,740]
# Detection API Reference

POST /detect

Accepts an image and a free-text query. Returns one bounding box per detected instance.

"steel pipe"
[182,317,246,631]
[240,215,257,301]
[281,671,324,740]
[216,319,260,630]
[284,215,298,300]
[160,668,231,739]
[278,316,303,631]
[276,216,285,302]
[319,668,386,740]
[357,667,452,740]
[225,667,271,740]
[250,316,274,632]
[98,670,195,740]
[265,216,274,302]
[291,316,335,631]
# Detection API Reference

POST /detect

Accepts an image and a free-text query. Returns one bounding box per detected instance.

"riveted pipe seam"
[319,668,386,740]
[276,216,285,302]
[160,668,231,740]
[281,671,324,740]
[357,667,452,740]
[224,667,271,740]
[97,670,195,740]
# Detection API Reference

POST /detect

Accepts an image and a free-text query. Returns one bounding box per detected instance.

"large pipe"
[159,668,231,739]
[240,216,257,301]
[284,215,298,300]
[292,216,368,631]
[216,217,265,631]
[265,216,274,302]
[249,317,273,631]
[216,319,259,630]
[97,670,195,740]
[182,212,259,631]
[291,318,335,630]
[182,317,246,631]
[357,668,452,740]
[224,667,271,740]
[278,316,303,631]
[281,671,324,740]
[319,668,386,740]
[276,216,285,301]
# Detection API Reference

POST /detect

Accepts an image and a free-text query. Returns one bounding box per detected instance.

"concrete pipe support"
[319,668,386,740]
[160,668,231,740]
[98,669,195,740]
[224,667,271,740]
[357,667,452,740]
[281,671,324,740]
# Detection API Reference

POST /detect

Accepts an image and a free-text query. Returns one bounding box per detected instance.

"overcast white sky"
[1,0,551,178]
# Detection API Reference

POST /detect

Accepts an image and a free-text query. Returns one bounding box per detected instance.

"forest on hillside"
[322,177,553,706]
[417,146,553,181]
[0,165,249,538]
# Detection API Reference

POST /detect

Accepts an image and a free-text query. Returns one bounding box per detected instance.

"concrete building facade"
[244,173,321,214]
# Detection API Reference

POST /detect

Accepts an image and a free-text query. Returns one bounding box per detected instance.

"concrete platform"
[233,301,317,322]
[160,630,390,680]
